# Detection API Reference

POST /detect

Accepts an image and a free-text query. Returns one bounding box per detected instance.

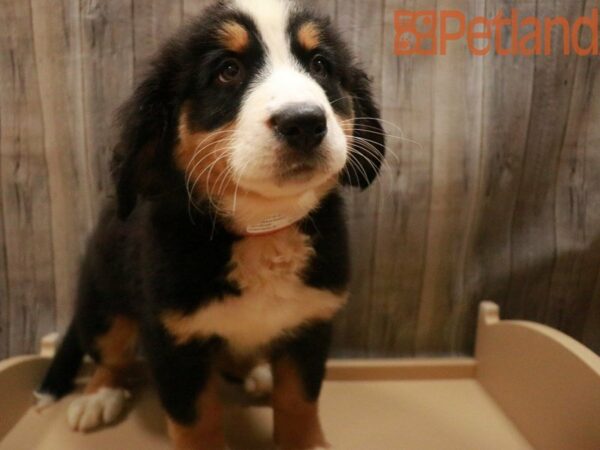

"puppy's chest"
[163,228,346,354]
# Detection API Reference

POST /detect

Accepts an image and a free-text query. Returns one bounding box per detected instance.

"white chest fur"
[162,227,347,354]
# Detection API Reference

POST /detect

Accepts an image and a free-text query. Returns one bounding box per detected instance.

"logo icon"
[394,10,437,56]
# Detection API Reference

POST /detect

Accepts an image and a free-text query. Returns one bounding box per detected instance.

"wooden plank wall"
[0,0,598,358]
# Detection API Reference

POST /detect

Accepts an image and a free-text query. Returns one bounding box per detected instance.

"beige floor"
[0,377,531,450]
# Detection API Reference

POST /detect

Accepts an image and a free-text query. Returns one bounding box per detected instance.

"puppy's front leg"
[144,326,225,450]
[166,376,224,450]
[271,321,333,450]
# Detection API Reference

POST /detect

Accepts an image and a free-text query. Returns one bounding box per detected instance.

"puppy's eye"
[217,59,244,85]
[309,55,330,79]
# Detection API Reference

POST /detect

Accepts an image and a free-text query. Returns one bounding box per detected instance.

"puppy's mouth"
[277,159,323,181]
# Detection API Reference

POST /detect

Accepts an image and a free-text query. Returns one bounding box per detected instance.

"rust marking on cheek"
[218,21,249,53]
[175,110,237,200]
[298,22,321,51]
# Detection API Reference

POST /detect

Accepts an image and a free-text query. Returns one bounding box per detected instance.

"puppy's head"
[113,0,385,226]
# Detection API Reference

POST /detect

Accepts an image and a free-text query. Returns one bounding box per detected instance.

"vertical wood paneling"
[584,264,600,353]
[331,0,387,356]
[551,0,600,342]
[80,0,135,219]
[415,0,485,354]
[31,0,94,329]
[370,0,435,356]
[1,0,600,358]
[0,174,8,358]
[0,6,9,359]
[0,0,56,355]
[308,0,336,18]
[457,0,538,352]
[133,0,183,79]
[581,71,600,352]
[506,0,584,322]
[183,0,214,19]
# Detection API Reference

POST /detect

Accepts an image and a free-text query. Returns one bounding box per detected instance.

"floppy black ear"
[340,68,386,188]
[111,69,175,220]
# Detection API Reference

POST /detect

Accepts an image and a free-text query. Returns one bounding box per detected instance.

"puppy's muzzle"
[271,103,327,153]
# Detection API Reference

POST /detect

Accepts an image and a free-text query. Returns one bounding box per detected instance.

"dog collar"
[243,213,303,237]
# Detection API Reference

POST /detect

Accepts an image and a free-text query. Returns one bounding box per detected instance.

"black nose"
[271,104,327,151]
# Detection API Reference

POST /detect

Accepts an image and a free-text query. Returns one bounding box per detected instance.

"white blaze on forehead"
[233,0,295,66]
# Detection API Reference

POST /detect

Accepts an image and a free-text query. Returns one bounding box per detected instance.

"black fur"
[271,321,333,401]
[37,322,84,399]
[143,322,223,425]
[113,5,267,219]
[38,0,385,432]
[289,9,386,189]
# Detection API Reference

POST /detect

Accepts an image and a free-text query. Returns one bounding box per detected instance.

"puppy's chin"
[230,146,348,201]
[236,168,337,200]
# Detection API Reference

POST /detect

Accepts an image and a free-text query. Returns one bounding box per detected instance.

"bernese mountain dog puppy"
[36,0,385,448]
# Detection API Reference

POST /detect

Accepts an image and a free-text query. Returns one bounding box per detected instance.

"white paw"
[33,391,56,411]
[244,363,273,396]
[67,387,130,432]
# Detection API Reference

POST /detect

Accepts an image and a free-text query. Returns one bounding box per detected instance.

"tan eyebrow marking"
[218,21,250,53]
[297,22,321,51]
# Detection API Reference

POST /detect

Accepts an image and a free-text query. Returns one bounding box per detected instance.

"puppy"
[36,1,385,449]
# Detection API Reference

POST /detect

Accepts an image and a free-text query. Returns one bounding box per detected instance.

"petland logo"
[394,9,599,56]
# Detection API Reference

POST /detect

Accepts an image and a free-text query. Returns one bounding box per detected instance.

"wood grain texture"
[505,0,583,324]
[552,0,600,351]
[80,0,135,219]
[331,0,386,357]
[369,0,436,356]
[415,0,485,354]
[183,0,214,19]
[133,0,183,79]
[0,0,56,355]
[1,0,600,358]
[456,0,539,353]
[0,142,8,358]
[580,51,600,352]
[31,0,94,330]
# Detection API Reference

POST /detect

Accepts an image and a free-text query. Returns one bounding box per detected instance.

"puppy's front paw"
[67,387,130,432]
